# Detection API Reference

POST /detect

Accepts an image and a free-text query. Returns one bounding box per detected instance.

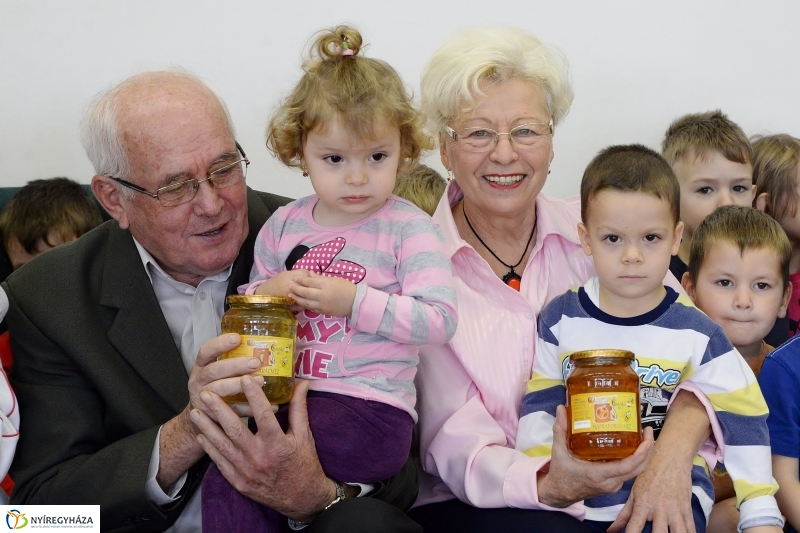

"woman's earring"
[302,167,309,178]
[446,170,453,182]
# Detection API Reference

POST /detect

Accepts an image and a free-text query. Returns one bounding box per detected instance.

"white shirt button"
[525,311,533,319]
[199,291,207,301]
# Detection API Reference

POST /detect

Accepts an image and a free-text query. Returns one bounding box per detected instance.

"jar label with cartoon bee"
[222,335,294,377]
[570,392,638,433]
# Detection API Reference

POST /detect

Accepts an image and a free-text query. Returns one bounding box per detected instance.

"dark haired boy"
[682,205,792,532]
[516,145,782,533]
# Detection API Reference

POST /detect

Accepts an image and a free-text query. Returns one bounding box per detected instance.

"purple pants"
[202,390,414,533]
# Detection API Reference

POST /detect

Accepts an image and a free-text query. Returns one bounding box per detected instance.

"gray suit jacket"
[4,188,289,531]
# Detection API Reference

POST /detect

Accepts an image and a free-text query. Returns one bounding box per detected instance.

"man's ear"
[577,222,592,257]
[755,192,769,213]
[681,271,696,303]
[91,176,129,229]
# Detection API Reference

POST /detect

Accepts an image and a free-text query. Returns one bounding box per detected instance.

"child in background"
[516,144,783,533]
[392,163,446,216]
[681,205,791,533]
[758,333,800,533]
[661,111,755,283]
[0,289,18,505]
[0,177,104,359]
[0,177,103,273]
[0,177,101,497]
[752,134,800,337]
[202,26,457,533]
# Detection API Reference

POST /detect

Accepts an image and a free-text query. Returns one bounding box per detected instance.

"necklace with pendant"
[462,202,536,291]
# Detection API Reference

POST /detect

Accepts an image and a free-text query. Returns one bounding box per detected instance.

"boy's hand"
[609,389,710,533]
[289,271,356,317]
[254,270,310,297]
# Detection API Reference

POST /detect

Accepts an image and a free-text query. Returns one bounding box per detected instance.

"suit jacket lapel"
[100,223,189,414]
[227,187,272,296]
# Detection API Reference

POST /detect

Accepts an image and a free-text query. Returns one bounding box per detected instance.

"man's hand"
[289,271,356,318]
[608,389,711,533]
[156,333,263,490]
[187,333,265,420]
[191,378,336,522]
[255,270,311,298]
[537,405,654,508]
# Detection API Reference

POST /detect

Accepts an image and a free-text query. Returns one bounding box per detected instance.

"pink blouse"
[415,182,593,516]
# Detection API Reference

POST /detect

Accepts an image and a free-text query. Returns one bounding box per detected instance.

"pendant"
[502,270,522,291]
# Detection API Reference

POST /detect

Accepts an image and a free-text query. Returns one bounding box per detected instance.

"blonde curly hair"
[267,25,431,173]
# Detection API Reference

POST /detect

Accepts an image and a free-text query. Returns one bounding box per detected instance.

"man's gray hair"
[80,70,236,199]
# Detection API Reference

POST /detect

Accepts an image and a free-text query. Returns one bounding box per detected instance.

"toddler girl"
[202,25,457,532]
[753,134,800,337]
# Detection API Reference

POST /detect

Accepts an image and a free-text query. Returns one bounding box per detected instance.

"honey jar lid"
[569,349,635,362]
[226,295,295,306]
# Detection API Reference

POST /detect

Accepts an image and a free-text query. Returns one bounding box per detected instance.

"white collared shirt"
[134,238,232,533]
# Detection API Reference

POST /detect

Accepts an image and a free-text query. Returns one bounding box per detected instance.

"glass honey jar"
[220,295,297,404]
[566,349,641,460]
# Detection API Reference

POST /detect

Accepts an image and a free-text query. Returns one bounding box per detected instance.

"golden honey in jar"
[566,349,641,460]
[220,295,297,404]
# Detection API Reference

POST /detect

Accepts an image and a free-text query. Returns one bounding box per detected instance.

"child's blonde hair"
[752,134,800,221]
[661,110,751,167]
[688,205,791,290]
[267,25,431,173]
[392,165,446,216]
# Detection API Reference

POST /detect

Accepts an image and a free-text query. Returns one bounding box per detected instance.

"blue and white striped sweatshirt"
[516,278,781,528]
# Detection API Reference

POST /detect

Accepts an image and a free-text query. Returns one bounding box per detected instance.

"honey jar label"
[224,335,294,377]
[570,392,638,434]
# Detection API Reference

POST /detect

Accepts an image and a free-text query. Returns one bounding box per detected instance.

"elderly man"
[4,71,419,532]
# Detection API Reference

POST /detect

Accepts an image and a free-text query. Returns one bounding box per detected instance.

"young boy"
[682,205,792,533]
[516,145,783,533]
[661,111,755,283]
[0,177,104,274]
[758,334,800,533]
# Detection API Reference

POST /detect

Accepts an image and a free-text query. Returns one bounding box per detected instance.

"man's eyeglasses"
[109,142,250,207]
[443,120,554,153]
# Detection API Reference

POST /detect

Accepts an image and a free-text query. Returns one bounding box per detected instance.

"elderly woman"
[408,27,715,533]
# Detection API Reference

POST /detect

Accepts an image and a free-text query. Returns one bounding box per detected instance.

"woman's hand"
[537,405,654,508]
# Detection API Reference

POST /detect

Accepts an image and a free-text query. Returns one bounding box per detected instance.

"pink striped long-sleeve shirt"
[245,194,457,420]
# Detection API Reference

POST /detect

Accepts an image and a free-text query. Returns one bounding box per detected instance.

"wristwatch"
[287,480,348,530]
[324,480,348,510]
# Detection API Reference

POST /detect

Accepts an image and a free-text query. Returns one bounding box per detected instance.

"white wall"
[1,0,799,201]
